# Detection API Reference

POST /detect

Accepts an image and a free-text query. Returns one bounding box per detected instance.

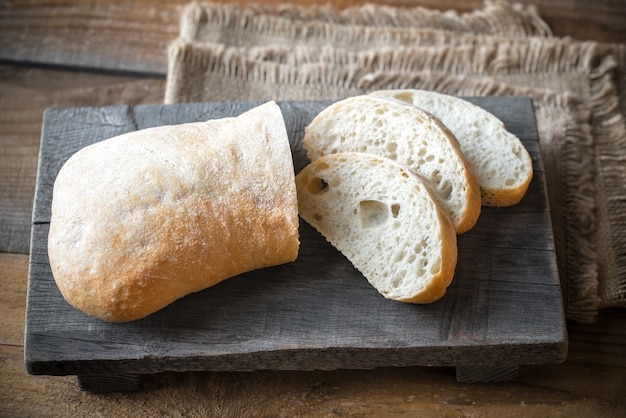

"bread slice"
[48,101,299,322]
[370,89,533,206]
[296,152,457,303]
[303,95,480,234]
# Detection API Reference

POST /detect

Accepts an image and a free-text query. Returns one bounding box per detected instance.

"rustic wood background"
[25,98,565,387]
[1,0,625,416]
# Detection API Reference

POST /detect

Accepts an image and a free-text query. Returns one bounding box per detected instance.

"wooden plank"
[0,141,38,254]
[0,253,29,346]
[0,0,182,74]
[3,342,626,417]
[24,97,567,383]
[1,1,624,75]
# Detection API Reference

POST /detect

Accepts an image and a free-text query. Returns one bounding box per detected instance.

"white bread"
[303,95,480,234]
[296,152,457,303]
[48,102,299,322]
[370,89,533,206]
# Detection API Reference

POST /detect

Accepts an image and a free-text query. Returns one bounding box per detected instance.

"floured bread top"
[48,101,299,322]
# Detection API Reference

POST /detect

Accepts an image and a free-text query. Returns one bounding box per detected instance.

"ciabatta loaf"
[303,95,480,233]
[296,152,457,303]
[48,102,299,322]
[370,89,533,206]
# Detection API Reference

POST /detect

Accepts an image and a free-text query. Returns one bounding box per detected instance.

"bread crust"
[481,172,533,207]
[397,203,457,303]
[48,102,299,322]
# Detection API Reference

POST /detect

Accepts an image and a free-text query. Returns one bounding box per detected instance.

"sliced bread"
[370,89,533,206]
[303,95,480,233]
[296,152,457,303]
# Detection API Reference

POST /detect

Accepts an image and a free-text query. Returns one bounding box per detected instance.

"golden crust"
[481,167,534,207]
[48,102,299,322]
[398,203,458,304]
[455,170,482,234]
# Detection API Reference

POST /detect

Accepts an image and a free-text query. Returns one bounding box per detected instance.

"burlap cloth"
[164,1,626,323]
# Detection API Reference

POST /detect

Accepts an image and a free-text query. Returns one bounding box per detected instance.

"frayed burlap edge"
[589,48,626,309]
[180,1,551,48]
[181,1,551,40]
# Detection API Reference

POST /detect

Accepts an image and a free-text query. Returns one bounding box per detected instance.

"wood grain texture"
[0,0,624,76]
[3,346,626,417]
[0,253,29,346]
[0,0,181,74]
[24,97,567,383]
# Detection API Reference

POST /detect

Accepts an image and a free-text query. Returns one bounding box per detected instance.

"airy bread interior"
[371,89,533,206]
[296,152,457,303]
[303,95,480,233]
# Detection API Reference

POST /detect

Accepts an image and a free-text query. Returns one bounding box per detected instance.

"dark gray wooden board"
[25,97,567,385]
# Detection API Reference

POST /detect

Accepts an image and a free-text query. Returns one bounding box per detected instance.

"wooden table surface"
[1,0,625,416]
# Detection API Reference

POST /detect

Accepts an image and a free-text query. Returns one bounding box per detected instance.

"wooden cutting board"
[25,97,567,391]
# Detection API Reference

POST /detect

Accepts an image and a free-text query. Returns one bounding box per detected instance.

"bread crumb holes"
[391,204,400,218]
[359,200,390,229]
[308,177,329,195]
